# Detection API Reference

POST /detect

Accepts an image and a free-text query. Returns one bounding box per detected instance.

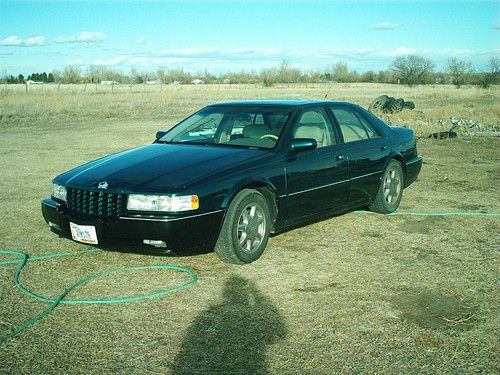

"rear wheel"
[215,189,271,264]
[369,160,404,214]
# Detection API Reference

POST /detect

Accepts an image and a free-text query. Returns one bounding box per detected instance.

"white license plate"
[70,222,98,244]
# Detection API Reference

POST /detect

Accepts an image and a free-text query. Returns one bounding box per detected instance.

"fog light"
[143,239,167,248]
[48,221,61,230]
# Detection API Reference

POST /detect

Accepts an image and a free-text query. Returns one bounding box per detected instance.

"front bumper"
[41,197,224,252]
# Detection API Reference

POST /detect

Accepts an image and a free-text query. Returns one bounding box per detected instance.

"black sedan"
[42,100,422,264]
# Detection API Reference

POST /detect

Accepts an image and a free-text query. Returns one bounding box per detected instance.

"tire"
[393,98,405,111]
[403,101,415,110]
[368,95,390,113]
[369,160,404,214]
[214,189,271,264]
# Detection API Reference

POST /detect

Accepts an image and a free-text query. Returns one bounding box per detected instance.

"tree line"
[2,55,499,88]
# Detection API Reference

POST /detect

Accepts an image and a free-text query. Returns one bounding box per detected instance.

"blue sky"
[0,0,498,76]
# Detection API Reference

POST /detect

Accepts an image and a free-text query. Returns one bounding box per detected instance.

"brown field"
[0,83,499,373]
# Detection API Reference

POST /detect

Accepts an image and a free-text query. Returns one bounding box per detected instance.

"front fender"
[222,177,280,209]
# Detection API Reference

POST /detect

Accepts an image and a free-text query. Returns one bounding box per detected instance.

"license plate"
[70,222,98,244]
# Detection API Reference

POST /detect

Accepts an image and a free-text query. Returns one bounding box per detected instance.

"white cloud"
[93,56,127,66]
[0,35,45,46]
[25,36,46,46]
[136,36,149,46]
[75,46,497,73]
[370,22,400,30]
[55,32,105,44]
[156,47,285,61]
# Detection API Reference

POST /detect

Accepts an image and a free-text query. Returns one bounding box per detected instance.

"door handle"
[335,155,344,160]
[381,146,388,151]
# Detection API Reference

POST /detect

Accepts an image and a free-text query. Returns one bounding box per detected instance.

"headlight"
[52,183,67,202]
[127,194,199,212]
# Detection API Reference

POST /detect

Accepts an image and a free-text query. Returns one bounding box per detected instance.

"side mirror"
[155,130,167,140]
[289,138,317,154]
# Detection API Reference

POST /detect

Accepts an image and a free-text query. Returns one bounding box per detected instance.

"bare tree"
[156,67,168,83]
[61,65,81,84]
[390,55,435,86]
[446,57,473,88]
[260,67,277,87]
[478,57,500,88]
[277,60,302,84]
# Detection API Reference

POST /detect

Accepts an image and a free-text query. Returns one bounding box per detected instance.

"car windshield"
[159,105,293,149]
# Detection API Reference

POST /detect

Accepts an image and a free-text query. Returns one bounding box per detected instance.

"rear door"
[284,106,350,223]
[327,105,390,206]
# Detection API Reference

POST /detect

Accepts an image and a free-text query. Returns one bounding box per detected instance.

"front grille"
[66,188,127,218]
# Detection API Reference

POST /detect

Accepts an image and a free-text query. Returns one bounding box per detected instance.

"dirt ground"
[0,84,498,373]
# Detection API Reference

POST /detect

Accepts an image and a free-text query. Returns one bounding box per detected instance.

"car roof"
[209,99,352,107]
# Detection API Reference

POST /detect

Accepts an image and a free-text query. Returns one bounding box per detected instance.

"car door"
[327,105,390,206]
[284,106,350,223]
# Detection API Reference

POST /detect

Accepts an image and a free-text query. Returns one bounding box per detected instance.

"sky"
[0,0,498,76]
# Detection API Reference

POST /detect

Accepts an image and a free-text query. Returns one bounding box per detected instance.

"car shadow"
[170,274,287,374]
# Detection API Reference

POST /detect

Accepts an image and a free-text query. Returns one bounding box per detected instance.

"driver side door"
[284,106,350,224]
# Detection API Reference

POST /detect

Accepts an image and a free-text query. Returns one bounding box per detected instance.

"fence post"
[25,82,28,95]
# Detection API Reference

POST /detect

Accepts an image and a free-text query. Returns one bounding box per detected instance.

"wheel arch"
[222,179,280,231]
[386,152,407,179]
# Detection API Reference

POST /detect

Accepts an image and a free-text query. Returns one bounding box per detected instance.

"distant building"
[101,80,118,85]
[146,80,161,85]
[26,80,43,85]
[191,79,204,85]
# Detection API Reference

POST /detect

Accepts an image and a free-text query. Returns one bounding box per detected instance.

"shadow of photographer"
[172,274,287,374]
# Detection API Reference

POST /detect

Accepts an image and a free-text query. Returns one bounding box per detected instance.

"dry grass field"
[0,83,499,373]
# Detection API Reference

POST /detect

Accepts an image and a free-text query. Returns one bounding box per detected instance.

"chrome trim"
[288,179,349,197]
[287,170,383,197]
[119,209,223,222]
[406,156,423,165]
[350,170,384,181]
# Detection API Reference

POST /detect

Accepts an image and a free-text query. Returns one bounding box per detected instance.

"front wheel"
[369,160,404,214]
[215,189,271,264]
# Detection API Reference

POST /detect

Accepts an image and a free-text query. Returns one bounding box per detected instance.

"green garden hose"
[1,210,498,343]
[0,249,198,343]
[355,210,500,217]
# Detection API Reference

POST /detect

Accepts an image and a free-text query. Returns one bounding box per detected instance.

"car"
[42,100,422,264]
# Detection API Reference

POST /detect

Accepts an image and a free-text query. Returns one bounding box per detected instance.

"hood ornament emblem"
[97,181,109,189]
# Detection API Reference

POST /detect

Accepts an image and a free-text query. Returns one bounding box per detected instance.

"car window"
[180,112,224,141]
[160,106,292,149]
[293,108,336,148]
[330,107,381,143]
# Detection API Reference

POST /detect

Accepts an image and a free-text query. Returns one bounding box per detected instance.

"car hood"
[55,143,270,193]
